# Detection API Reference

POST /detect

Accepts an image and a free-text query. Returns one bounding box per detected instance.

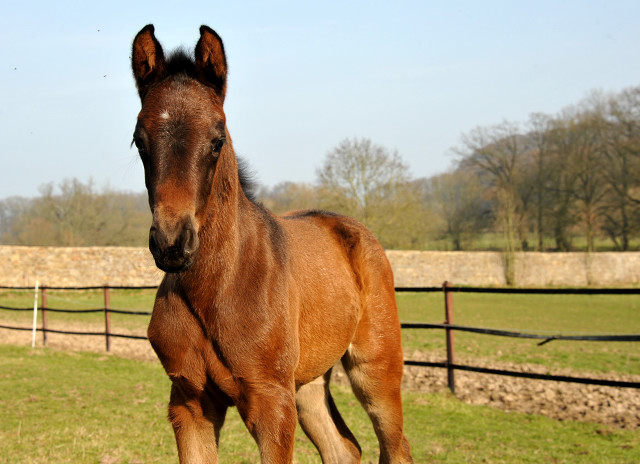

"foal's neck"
[182,152,273,292]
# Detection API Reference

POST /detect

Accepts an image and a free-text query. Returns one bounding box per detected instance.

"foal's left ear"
[195,26,228,102]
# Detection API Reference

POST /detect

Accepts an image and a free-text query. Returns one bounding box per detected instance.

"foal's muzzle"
[149,216,199,273]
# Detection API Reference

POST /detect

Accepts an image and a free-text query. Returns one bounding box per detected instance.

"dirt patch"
[2,326,638,429]
[396,351,640,430]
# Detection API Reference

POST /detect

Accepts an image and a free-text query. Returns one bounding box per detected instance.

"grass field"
[0,344,638,463]
[423,232,640,252]
[1,287,639,376]
[398,291,640,376]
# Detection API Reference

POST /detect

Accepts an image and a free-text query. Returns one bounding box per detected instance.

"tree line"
[0,179,151,247]
[447,86,640,252]
[263,86,640,252]
[2,86,639,251]
[0,138,430,250]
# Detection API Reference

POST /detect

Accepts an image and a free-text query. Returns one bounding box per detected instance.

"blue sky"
[2,0,640,198]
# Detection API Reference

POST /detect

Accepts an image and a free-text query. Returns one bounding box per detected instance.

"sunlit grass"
[422,232,640,252]
[0,345,638,463]
[396,291,640,375]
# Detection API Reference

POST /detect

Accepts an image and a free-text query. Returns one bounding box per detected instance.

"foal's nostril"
[149,228,158,253]
[181,223,199,256]
[183,230,193,255]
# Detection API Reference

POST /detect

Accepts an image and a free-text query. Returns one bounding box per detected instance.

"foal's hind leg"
[296,369,361,463]
[342,300,413,463]
[342,345,413,463]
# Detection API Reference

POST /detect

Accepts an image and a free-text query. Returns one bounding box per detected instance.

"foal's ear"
[195,25,228,102]
[131,24,167,99]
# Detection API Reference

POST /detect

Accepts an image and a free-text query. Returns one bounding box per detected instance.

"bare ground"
[2,326,638,430]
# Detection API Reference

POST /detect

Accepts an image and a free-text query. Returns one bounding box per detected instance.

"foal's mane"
[162,48,259,204]
[165,48,197,78]
[236,157,259,205]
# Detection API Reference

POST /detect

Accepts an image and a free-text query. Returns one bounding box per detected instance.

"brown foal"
[131,24,413,463]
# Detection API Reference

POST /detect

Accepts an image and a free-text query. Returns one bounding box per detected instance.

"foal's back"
[279,210,400,385]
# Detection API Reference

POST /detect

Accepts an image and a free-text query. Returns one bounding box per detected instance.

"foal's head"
[131,25,230,272]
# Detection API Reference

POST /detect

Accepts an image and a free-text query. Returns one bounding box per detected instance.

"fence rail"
[1,283,639,391]
[401,322,640,344]
[0,285,154,351]
[0,324,148,340]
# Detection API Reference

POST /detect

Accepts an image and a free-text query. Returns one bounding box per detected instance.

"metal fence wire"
[1,283,639,391]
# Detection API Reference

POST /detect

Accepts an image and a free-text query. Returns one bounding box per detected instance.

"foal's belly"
[292,272,361,385]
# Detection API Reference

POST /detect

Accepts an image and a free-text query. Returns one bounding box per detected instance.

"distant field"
[1,288,638,376]
[424,232,640,252]
[1,345,638,463]
[397,291,640,376]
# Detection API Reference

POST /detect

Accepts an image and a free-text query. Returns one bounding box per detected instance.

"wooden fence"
[1,283,639,391]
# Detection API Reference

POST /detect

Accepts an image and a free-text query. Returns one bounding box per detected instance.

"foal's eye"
[133,137,148,159]
[211,138,225,155]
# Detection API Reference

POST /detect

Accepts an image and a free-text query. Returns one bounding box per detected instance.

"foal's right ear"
[131,24,167,99]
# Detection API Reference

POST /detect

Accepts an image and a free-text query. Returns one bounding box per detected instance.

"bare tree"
[0,196,33,243]
[457,123,529,263]
[257,182,320,215]
[426,168,489,250]
[544,116,581,251]
[567,109,606,252]
[444,85,640,253]
[316,138,426,249]
[527,112,555,250]
[0,179,150,246]
[592,88,640,250]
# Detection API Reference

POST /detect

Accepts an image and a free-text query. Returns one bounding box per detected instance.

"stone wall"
[0,246,162,287]
[1,246,639,288]
[389,250,640,287]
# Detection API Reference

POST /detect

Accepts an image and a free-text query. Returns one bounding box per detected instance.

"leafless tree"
[591,88,640,250]
[316,138,427,249]
[0,179,150,246]
[426,168,489,250]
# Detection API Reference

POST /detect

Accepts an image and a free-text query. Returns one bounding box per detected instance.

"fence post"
[41,286,48,346]
[443,281,456,395]
[31,280,39,348]
[103,285,111,352]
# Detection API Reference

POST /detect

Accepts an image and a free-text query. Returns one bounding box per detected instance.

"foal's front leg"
[236,381,299,463]
[169,383,228,464]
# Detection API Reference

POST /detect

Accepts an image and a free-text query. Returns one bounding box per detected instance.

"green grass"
[422,232,640,252]
[0,345,638,463]
[397,291,640,376]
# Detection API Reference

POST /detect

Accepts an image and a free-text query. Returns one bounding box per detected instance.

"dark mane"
[283,209,340,220]
[237,156,258,204]
[166,48,197,77]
